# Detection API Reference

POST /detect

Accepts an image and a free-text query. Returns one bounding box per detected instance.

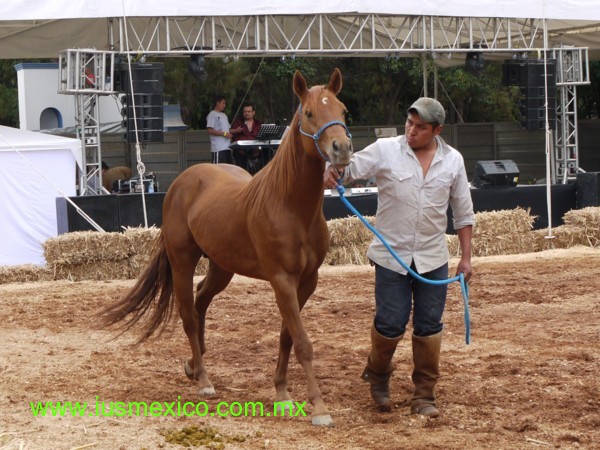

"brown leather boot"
[411,331,442,418]
[361,323,403,411]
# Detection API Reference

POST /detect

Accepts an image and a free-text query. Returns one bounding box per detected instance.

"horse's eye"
[306,110,313,118]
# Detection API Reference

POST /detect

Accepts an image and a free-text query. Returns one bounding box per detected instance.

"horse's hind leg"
[272,271,332,426]
[194,260,234,355]
[165,242,215,396]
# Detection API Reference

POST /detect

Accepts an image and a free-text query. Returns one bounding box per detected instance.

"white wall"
[15,63,122,131]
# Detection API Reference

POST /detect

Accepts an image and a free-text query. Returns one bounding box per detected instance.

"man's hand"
[323,165,345,189]
[455,258,473,282]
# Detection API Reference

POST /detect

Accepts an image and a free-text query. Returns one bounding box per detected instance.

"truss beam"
[103,15,590,58]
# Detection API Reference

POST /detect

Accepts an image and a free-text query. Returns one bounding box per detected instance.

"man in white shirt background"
[206,95,233,164]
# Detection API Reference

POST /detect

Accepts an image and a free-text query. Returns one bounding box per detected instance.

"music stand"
[255,124,286,163]
[256,124,287,142]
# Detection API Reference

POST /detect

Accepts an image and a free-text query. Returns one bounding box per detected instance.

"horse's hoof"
[273,400,294,416]
[199,386,216,396]
[311,414,334,427]
[184,360,194,380]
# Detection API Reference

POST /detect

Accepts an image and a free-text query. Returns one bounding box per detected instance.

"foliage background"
[0,57,598,129]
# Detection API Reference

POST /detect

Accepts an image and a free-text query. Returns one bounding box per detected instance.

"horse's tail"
[100,232,175,343]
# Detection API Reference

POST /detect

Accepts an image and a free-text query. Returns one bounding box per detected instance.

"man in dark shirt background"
[230,102,262,172]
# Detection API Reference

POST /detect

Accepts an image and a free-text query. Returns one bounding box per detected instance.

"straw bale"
[44,231,132,266]
[327,216,375,247]
[50,259,131,281]
[472,232,537,257]
[324,243,371,265]
[195,258,209,276]
[562,207,600,247]
[0,264,52,284]
[473,207,536,237]
[446,234,460,258]
[130,252,209,279]
[128,254,155,278]
[533,225,594,250]
[562,206,600,228]
[123,226,161,257]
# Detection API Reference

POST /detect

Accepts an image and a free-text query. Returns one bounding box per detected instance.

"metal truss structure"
[58,50,117,195]
[104,15,594,58]
[58,15,592,192]
[552,47,589,183]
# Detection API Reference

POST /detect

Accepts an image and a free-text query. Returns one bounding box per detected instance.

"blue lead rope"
[334,184,471,345]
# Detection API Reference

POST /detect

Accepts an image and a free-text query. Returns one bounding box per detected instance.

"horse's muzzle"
[330,139,353,167]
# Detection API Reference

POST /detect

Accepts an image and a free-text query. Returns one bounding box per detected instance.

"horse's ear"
[293,70,308,99]
[327,68,342,95]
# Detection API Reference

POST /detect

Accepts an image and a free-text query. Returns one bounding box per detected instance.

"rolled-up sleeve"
[450,159,475,230]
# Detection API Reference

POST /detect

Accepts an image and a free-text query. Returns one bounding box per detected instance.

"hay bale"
[473,207,536,237]
[195,258,209,276]
[562,206,600,228]
[325,216,375,265]
[446,234,460,258]
[44,231,132,265]
[533,225,592,250]
[0,264,52,284]
[562,207,600,247]
[472,232,537,257]
[50,259,131,281]
[324,243,371,265]
[327,216,375,247]
[123,226,161,256]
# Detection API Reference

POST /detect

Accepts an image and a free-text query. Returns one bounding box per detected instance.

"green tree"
[0,60,21,127]
[577,60,600,119]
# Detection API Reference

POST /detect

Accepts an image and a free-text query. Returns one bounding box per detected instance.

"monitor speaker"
[472,160,520,189]
[576,172,600,208]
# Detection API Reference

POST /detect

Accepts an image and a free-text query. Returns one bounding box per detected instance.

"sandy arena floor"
[1,247,599,449]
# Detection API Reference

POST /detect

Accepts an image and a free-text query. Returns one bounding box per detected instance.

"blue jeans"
[374,262,448,338]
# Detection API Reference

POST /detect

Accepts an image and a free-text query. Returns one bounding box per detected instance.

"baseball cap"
[408,97,445,125]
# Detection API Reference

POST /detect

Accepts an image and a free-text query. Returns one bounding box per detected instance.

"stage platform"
[57,174,600,234]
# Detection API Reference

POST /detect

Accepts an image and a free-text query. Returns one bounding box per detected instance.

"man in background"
[206,94,233,164]
[230,102,262,171]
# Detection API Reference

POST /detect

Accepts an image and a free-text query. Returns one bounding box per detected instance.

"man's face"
[404,112,442,151]
[216,99,226,112]
[242,107,255,120]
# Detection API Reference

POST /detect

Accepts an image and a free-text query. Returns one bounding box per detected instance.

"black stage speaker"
[472,160,520,189]
[56,195,120,233]
[576,172,600,208]
[117,193,165,228]
[118,63,164,144]
[117,62,164,93]
[503,59,557,131]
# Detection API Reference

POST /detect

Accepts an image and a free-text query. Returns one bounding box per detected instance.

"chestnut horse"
[102,68,353,426]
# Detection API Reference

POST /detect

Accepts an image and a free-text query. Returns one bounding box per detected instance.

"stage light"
[188,54,207,81]
[465,51,485,76]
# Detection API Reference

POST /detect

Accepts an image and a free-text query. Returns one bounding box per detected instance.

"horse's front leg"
[274,321,294,407]
[271,272,332,426]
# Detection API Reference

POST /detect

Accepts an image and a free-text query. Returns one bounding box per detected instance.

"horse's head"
[294,68,354,168]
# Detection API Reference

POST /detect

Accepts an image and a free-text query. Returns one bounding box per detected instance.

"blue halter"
[297,103,352,162]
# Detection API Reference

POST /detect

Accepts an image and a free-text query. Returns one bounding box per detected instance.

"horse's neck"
[289,131,326,200]
[245,124,325,219]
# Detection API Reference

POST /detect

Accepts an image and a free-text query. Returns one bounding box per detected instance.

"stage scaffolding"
[57,15,591,193]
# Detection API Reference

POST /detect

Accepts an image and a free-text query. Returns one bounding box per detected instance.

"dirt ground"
[1,247,599,450]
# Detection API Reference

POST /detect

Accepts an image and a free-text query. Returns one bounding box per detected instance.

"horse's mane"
[243,107,303,212]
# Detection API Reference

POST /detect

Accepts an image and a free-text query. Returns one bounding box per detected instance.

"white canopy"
[1,1,599,59]
[1,1,600,21]
[0,126,81,266]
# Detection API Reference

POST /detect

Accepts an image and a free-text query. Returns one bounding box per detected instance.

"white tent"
[0,2,600,59]
[0,126,81,266]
